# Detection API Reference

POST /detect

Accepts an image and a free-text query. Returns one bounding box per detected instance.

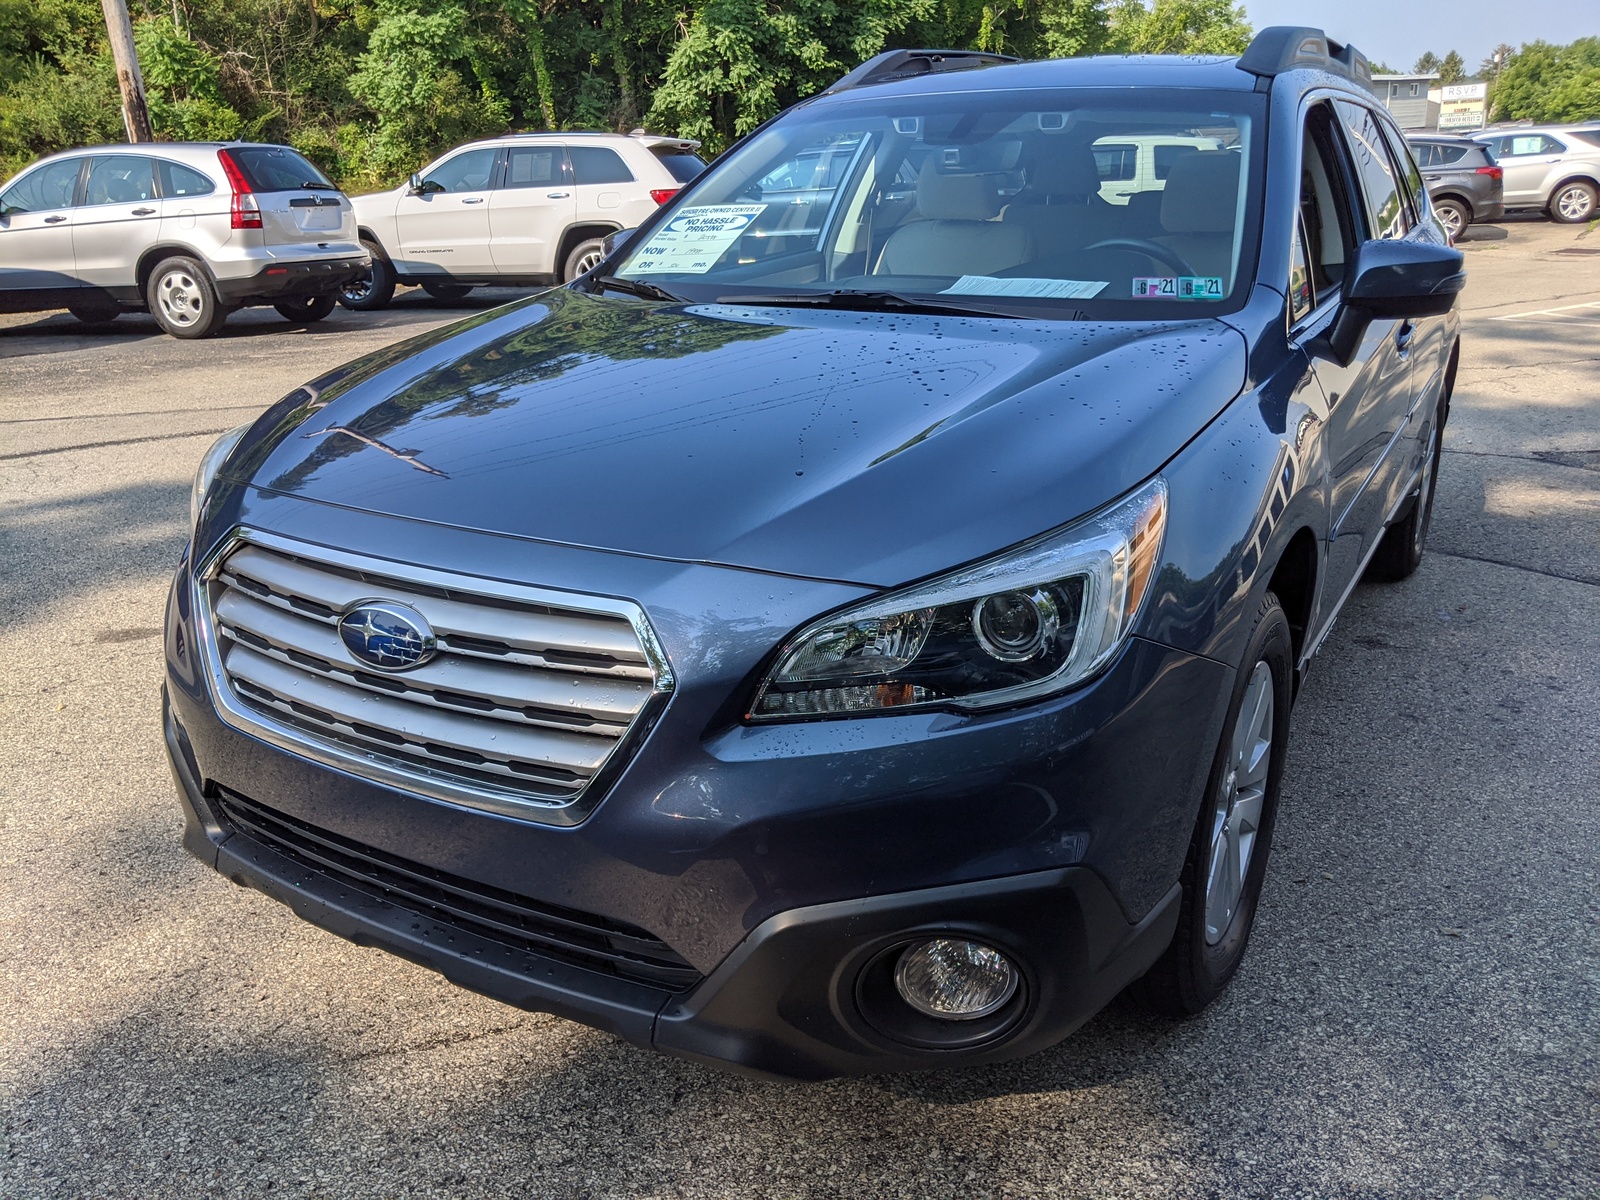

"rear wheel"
[147,256,228,339]
[1550,180,1597,224]
[421,282,473,302]
[1143,594,1292,1018]
[339,238,396,311]
[1433,197,1469,242]
[66,298,121,325]
[274,294,338,323]
[563,238,607,282]
[1368,391,1445,582]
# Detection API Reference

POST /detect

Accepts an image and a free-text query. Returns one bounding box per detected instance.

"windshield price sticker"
[627,205,767,275]
[943,275,1108,300]
[1133,276,1224,299]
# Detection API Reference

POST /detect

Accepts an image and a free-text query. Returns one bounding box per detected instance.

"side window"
[1092,143,1137,182]
[1412,144,1435,169]
[158,160,216,198]
[1333,100,1407,239]
[1505,134,1558,157]
[502,146,565,189]
[1378,119,1426,225]
[568,146,634,185]
[423,148,498,193]
[83,156,157,206]
[1292,104,1362,321]
[0,158,82,213]
[1289,217,1314,324]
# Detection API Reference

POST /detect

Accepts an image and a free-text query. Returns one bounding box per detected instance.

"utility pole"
[100,0,154,143]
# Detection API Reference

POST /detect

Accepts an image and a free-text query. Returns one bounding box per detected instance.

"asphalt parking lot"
[2,222,1598,1200]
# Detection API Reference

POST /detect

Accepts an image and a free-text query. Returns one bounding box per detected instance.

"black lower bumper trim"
[215,259,367,303]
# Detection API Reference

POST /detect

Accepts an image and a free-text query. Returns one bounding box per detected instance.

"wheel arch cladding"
[1266,526,1318,667]
[138,245,212,293]
[557,222,620,269]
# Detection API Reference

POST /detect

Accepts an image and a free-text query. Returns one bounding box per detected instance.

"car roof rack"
[1236,27,1373,92]
[825,49,1019,94]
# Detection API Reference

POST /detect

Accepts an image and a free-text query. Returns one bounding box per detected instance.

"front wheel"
[1142,593,1292,1018]
[421,282,473,302]
[147,256,229,339]
[1550,180,1597,224]
[274,294,338,323]
[1433,197,1469,242]
[563,238,607,283]
[1368,391,1445,582]
[339,239,396,310]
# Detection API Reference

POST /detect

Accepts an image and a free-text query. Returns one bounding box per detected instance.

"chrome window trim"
[191,526,674,826]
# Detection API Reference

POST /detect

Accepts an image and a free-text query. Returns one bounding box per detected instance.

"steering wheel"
[1083,238,1197,278]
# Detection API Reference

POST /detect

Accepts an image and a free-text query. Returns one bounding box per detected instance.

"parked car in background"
[170,30,1464,1079]
[1090,133,1224,205]
[1405,134,1503,240]
[1470,125,1599,224]
[0,142,365,337]
[339,132,705,309]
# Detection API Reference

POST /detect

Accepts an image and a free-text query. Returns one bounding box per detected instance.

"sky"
[1238,0,1595,77]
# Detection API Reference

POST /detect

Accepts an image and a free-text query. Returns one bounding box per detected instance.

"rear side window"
[1566,129,1600,150]
[1499,134,1562,157]
[1334,100,1408,238]
[226,146,334,193]
[159,160,216,197]
[1,158,82,212]
[1434,144,1470,166]
[1092,143,1136,181]
[503,146,565,188]
[568,146,634,185]
[651,150,706,183]
[84,155,156,205]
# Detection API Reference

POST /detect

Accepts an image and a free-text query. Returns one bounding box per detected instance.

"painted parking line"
[1487,300,1600,323]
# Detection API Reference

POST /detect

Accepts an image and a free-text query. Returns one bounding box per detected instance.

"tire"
[1433,197,1469,242]
[563,237,608,283]
[1549,180,1597,224]
[421,282,473,302]
[1367,390,1446,582]
[146,256,229,339]
[66,298,121,325]
[274,293,338,323]
[339,239,396,311]
[1142,593,1293,1019]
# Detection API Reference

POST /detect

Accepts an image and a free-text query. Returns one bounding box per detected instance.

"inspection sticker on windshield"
[943,276,1108,300]
[628,205,766,274]
[1133,276,1223,299]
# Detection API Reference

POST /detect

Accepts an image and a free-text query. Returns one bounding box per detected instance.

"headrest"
[1161,152,1241,234]
[916,160,1002,221]
[1026,143,1103,198]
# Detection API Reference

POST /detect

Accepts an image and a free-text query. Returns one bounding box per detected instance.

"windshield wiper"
[591,275,686,303]
[299,181,338,191]
[713,289,1021,320]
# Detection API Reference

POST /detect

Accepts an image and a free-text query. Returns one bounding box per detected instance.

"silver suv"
[0,142,366,338]
[339,132,704,309]
[1471,125,1600,224]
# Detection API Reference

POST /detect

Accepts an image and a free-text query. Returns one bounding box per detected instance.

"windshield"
[612,88,1264,319]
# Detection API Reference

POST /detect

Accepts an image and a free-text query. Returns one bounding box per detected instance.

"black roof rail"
[1236,26,1373,92]
[826,49,1019,94]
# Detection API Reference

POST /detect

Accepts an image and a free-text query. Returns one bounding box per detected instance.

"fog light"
[893,938,1019,1020]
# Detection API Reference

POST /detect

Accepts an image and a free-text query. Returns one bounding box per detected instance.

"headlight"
[190,423,252,530]
[749,477,1167,719]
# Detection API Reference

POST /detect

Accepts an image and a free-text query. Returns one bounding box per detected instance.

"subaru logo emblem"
[338,601,437,671]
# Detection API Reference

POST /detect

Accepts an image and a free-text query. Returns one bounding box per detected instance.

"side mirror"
[1317,238,1465,366]
[601,228,637,259]
[407,173,433,195]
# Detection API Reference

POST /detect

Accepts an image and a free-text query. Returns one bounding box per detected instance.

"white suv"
[0,142,366,338]
[340,132,705,309]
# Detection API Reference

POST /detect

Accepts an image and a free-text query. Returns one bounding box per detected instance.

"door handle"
[44,215,67,223]
[1395,322,1414,354]
[131,207,156,216]
[546,192,571,199]
[1423,174,1441,181]
[461,196,484,204]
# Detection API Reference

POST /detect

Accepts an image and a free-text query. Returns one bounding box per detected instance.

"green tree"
[1438,50,1465,84]
[133,17,242,140]
[1104,0,1250,55]
[1413,50,1439,74]
[1493,37,1600,123]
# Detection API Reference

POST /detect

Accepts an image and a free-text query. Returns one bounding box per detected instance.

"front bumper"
[214,257,368,304]
[164,505,1232,1078]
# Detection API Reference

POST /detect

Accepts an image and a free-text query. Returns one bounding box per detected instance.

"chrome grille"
[196,533,671,823]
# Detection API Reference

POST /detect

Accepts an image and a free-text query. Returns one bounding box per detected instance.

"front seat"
[1155,151,1242,280]
[875,160,1032,279]
[1001,143,1122,258]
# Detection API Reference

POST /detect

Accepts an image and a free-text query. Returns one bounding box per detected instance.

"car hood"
[234,290,1246,587]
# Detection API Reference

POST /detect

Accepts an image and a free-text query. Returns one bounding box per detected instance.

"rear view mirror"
[1317,238,1465,365]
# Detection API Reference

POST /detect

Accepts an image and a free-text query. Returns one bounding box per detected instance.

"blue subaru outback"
[165,28,1464,1079]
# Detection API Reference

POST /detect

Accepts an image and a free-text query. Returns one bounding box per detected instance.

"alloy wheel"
[573,246,605,277]
[156,269,203,328]
[1555,184,1594,222]
[1438,205,1464,241]
[341,273,372,305]
[1204,661,1274,945]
